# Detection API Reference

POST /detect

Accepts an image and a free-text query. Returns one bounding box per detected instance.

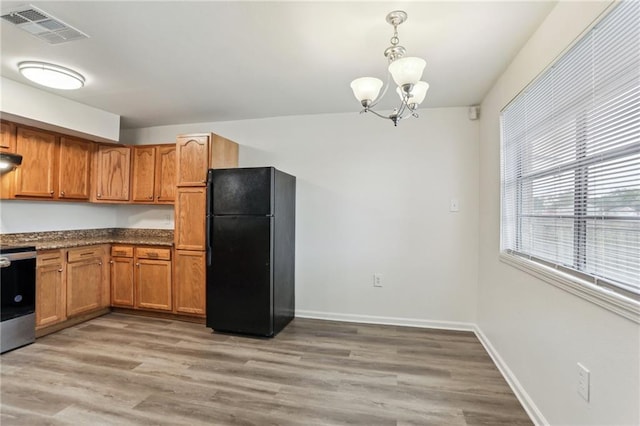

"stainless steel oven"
[1,246,36,354]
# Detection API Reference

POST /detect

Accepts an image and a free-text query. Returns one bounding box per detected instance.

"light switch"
[450,198,459,212]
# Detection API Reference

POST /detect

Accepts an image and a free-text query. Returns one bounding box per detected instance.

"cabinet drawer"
[67,246,103,263]
[37,250,63,267]
[111,245,134,258]
[136,247,171,260]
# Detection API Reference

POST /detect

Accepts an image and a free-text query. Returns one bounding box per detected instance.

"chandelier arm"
[369,72,392,109]
[366,109,394,121]
[395,97,410,120]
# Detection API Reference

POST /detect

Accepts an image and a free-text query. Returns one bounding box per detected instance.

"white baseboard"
[295,310,475,331]
[294,310,545,426]
[473,325,548,426]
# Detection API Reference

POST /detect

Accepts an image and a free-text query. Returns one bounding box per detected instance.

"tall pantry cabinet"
[174,133,238,317]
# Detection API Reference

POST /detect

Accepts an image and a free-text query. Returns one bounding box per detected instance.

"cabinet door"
[175,186,206,250]
[174,250,205,316]
[131,146,156,202]
[155,145,176,203]
[14,127,57,198]
[94,145,131,201]
[59,137,91,200]
[176,135,209,186]
[0,122,16,199]
[36,252,66,329]
[111,257,134,307]
[0,121,16,153]
[136,259,172,311]
[67,259,103,316]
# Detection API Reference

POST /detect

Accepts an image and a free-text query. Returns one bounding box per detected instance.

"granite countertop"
[0,228,174,250]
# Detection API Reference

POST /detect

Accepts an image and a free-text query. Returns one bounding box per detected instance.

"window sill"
[499,252,640,324]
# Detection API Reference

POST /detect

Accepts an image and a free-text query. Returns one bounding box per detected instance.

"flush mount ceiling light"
[350,11,430,127]
[18,61,85,90]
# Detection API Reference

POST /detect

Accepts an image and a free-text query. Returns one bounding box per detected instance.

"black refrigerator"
[206,167,296,337]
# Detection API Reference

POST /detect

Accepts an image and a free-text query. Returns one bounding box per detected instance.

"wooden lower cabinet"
[110,249,135,307]
[66,245,108,317]
[36,250,66,329]
[135,247,172,311]
[174,250,206,316]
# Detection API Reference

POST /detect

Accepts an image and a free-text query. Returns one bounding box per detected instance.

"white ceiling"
[0,1,556,129]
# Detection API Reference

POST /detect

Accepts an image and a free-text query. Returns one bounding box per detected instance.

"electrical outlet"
[450,198,459,212]
[577,363,590,402]
[373,273,383,287]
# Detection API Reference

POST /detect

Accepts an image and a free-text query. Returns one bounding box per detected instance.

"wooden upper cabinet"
[155,144,176,203]
[131,144,175,204]
[93,144,131,202]
[210,134,239,169]
[1,121,16,153]
[0,122,17,199]
[131,146,156,202]
[14,127,57,198]
[176,135,209,186]
[58,137,92,200]
[175,133,239,187]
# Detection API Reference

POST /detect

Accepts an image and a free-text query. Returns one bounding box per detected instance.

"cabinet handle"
[49,191,54,195]
[57,268,63,272]
[109,260,114,264]
[60,191,65,196]
[149,195,153,199]
[136,263,140,267]
[98,261,103,266]
[97,193,102,198]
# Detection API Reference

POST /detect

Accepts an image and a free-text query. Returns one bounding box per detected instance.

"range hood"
[0,152,23,173]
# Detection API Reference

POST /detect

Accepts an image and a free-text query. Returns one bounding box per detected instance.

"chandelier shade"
[349,11,430,126]
[396,81,430,106]
[388,57,426,88]
[350,77,384,104]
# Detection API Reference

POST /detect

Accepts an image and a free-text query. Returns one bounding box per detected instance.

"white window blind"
[501,0,640,299]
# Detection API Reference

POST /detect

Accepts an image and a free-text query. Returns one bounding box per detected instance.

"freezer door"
[211,167,273,216]
[206,216,274,336]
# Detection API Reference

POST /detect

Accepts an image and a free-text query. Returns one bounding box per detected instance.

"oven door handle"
[0,257,11,268]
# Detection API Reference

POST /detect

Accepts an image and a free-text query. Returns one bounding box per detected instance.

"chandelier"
[350,11,429,126]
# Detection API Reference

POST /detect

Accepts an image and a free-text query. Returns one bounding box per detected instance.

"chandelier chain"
[390,25,399,46]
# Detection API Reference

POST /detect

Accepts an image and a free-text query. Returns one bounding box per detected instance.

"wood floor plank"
[0,313,532,425]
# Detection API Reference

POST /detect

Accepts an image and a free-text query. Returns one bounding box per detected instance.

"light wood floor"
[0,313,532,425]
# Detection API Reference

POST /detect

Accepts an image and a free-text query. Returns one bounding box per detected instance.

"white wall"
[0,77,120,142]
[0,200,175,233]
[478,1,639,425]
[122,108,480,326]
[115,205,174,229]
[0,78,174,233]
[0,201,117,233]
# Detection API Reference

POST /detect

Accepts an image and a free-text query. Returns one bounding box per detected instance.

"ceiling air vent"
[1,5,88,44]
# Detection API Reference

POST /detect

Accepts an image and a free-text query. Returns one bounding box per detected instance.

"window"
[501,0,640,303]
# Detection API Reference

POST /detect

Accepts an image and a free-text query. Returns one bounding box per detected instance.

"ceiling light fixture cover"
[350,10,430,126]
[18,61,85,90]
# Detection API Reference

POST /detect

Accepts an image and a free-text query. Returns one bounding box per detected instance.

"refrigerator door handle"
[206,172,213,266]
